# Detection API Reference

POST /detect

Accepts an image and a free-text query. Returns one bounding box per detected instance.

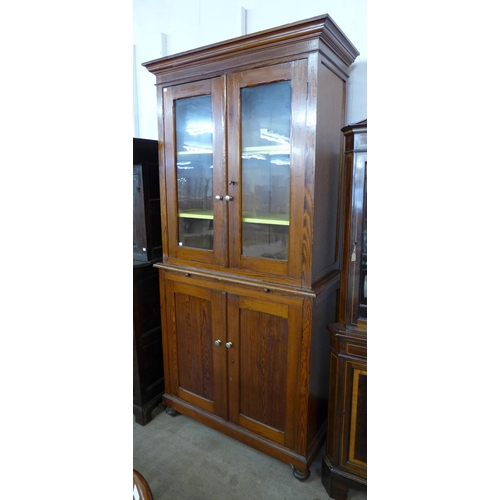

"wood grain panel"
[300,52,318,288]
[174,289,215,402]
[346,344,367,359]
[349,370,367,466]
[239,307,288,432]
[312,60,345,283]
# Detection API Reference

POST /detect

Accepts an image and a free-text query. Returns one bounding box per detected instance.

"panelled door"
[341,359,367,477]
[165,280,228,420]
[226,293,303,449]
[164,276,303,448]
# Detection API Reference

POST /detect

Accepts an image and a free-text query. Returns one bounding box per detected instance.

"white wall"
[133,0,367,139]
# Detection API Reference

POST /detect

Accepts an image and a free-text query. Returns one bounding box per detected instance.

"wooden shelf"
[242,145,290,155]
[177,150,213,156]
[178,209,214,220]
[178,210,289,226]
[176,145,290,157]
[242,212,289,226]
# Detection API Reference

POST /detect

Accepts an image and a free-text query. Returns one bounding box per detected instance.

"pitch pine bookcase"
[143,14,359,480]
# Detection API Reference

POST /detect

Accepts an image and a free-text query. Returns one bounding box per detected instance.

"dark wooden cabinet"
[134,138,162,263]
[143,15,359,479]
[133,138,164,425]
[322,120,367,498]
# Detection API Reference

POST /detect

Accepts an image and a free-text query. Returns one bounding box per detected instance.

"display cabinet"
[322,119,367,498]
[133,138,162,262]
[133,138,164,425]
[143,15,359,479]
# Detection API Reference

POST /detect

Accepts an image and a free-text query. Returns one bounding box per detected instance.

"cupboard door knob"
[214,340,221,346]
[224,195,233,201]
[225,342,233,348]
[215,195,223,200]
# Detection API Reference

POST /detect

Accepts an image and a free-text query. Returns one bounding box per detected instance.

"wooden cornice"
[142,14,359,78]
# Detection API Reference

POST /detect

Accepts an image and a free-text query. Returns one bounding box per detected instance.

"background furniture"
[133,138,164,425]
[133,469,155,500]
[143,15,359,479]
[322,120,367,498]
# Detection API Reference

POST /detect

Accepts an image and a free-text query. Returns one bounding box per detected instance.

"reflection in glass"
[175,95,214,250]
[241,81,291,260]
[358,162,367,319]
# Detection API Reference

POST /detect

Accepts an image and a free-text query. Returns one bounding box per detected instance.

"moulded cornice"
[142,14,359,78]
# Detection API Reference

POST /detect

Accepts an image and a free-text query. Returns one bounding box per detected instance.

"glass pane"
[175,95,214,250]
[358,161,367,320]
[241,81,291,260]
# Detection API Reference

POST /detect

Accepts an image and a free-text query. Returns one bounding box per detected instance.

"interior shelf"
[178,209,289,225]
[176,145,290,157]
[177,150,213,156]
[242,212,289,226]
[178,210,214,220]
[242,145,290,155]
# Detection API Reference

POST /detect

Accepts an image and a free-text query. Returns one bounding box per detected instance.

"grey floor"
[133,403,367,500]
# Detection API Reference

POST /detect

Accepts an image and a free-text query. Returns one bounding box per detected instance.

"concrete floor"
[133,403,367,500]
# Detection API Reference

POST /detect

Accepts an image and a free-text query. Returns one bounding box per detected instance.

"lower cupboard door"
[166,280,228,420]
[341,359,367,476]
[226,293,302,448]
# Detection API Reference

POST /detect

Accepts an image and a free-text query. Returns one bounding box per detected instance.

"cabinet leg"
[292,466,310,481]
[133,396,162,426]
[321,456,366,499]
[328,481,349,500]
[165,406,180,417]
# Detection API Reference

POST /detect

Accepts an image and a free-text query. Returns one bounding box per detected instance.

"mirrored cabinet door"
[163,77,227,266]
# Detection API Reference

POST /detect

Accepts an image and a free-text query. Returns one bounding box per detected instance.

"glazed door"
[347,145,367,327]
[165,280,228,419]
[226,293,303,448]
[133,164,147,261]
[163,77,227,266]
[227,61,308,278]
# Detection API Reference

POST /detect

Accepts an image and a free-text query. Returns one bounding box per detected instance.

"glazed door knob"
[225,342,233,348]
[214,340,222,346]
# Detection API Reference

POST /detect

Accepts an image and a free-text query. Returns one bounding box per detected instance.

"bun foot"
[292,466,310,481]
[165,406,180,417]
